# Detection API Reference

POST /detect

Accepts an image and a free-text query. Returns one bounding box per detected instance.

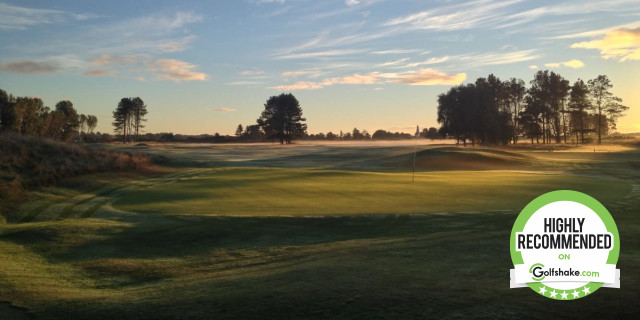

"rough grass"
[0,133,150,197]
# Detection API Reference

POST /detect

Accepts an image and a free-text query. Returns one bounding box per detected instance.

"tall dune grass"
[0,133,150,197]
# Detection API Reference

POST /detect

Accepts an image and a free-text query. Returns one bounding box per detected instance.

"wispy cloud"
[371,49,420,55]
[272,81,325,90]
[572,28,640,61]
[83,69,114,76]
[376,58,410,67]
[0,2,97,30]
[384,0,522,31]
[0,60,60,73]
[400,56,449,68]
[151,59,208,82]
[89,54,152,65]
[226,81,264,85]
[239,70,266,76]
[551,21,640,39]
[455,49,540,67]
[500,0,640,30]
[276,49,366,59]
[271,68,466,90]
[545,59,585,68]
[212,107,236,112]
[281,69,323,77]
[87,54,208,81]
[158,35,198,53]
[394,68,467,85]
[345,0,376,6]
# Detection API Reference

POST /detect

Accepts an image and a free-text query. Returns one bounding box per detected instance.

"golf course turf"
[1,142,639,319]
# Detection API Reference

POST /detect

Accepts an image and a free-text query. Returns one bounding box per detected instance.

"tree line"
[0,88,97,141]
[437,71,628,145]
[235,125,444,142]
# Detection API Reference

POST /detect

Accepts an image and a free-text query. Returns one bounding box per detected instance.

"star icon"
[572,290,580,298]
[538,286,547,295]
[582,286,591,295]
[549,290,558,298]
[561,291,569,299]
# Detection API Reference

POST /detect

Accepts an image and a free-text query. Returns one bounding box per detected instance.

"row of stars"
[538,285,591,299]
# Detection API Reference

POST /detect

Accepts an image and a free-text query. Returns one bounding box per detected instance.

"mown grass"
[0,142,639,319]
[113,168,629,217]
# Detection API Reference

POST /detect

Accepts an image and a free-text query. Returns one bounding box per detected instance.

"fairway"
[1,142,640,319]
[113,168,628,217]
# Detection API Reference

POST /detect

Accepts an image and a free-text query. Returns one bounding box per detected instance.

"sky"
[0,0,639,135]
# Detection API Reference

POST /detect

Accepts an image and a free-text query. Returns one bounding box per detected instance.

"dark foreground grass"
[1,209,639,319]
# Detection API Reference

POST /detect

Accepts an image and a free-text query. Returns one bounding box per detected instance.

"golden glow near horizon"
[0,0,639,135]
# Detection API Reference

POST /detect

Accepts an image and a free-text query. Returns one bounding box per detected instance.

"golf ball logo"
[509,190,620,300]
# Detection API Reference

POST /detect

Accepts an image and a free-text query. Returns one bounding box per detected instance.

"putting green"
[112,168,630,216]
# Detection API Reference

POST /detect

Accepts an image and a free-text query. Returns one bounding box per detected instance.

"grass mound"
[379,147,532,171]
[0,133,150,196]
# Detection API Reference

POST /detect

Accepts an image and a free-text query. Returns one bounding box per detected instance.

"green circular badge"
[510,190,619,300]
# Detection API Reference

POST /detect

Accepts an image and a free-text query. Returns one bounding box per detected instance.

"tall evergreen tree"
[257,93,307,144]
[588,75,628,144]
[567,79,591,144]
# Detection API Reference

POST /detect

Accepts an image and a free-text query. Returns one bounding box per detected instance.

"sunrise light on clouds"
[0,0,639,134]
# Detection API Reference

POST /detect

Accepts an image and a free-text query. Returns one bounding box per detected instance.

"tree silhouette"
[588,75,628,144]
[567,79,592,144]
[55,100,79,141]
[257,93,307,144]
[86,115,98,133]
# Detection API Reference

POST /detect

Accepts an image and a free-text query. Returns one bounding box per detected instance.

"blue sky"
[1,0,639,135]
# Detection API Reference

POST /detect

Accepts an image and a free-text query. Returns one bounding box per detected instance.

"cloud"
[376,58,410,67]
[393,69,467,85]
[83,69,113,76]
[400,56,449,68]
[272,68,466,90]
[500,0,640,30]
[0,60,60,73]
[213,107,236,112]
[87,54,207,81]
[89,54,152,65]
[552,21,640,39]
[529,65,539,69]
[456,49,540,67]
[0,2,97,30]
[323,73,382,85]
[372,49,420,55]
[226,81,263,85]
[272,81,325,90]
[571,28,640,61]
[281,70,323,77]
[239,70,266,76]
[158,35,197,53]
[384,0,522,31]
[345,0,375,6]
[544,59,585,68]
[151,59,208,81]
[276,49,366,59]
